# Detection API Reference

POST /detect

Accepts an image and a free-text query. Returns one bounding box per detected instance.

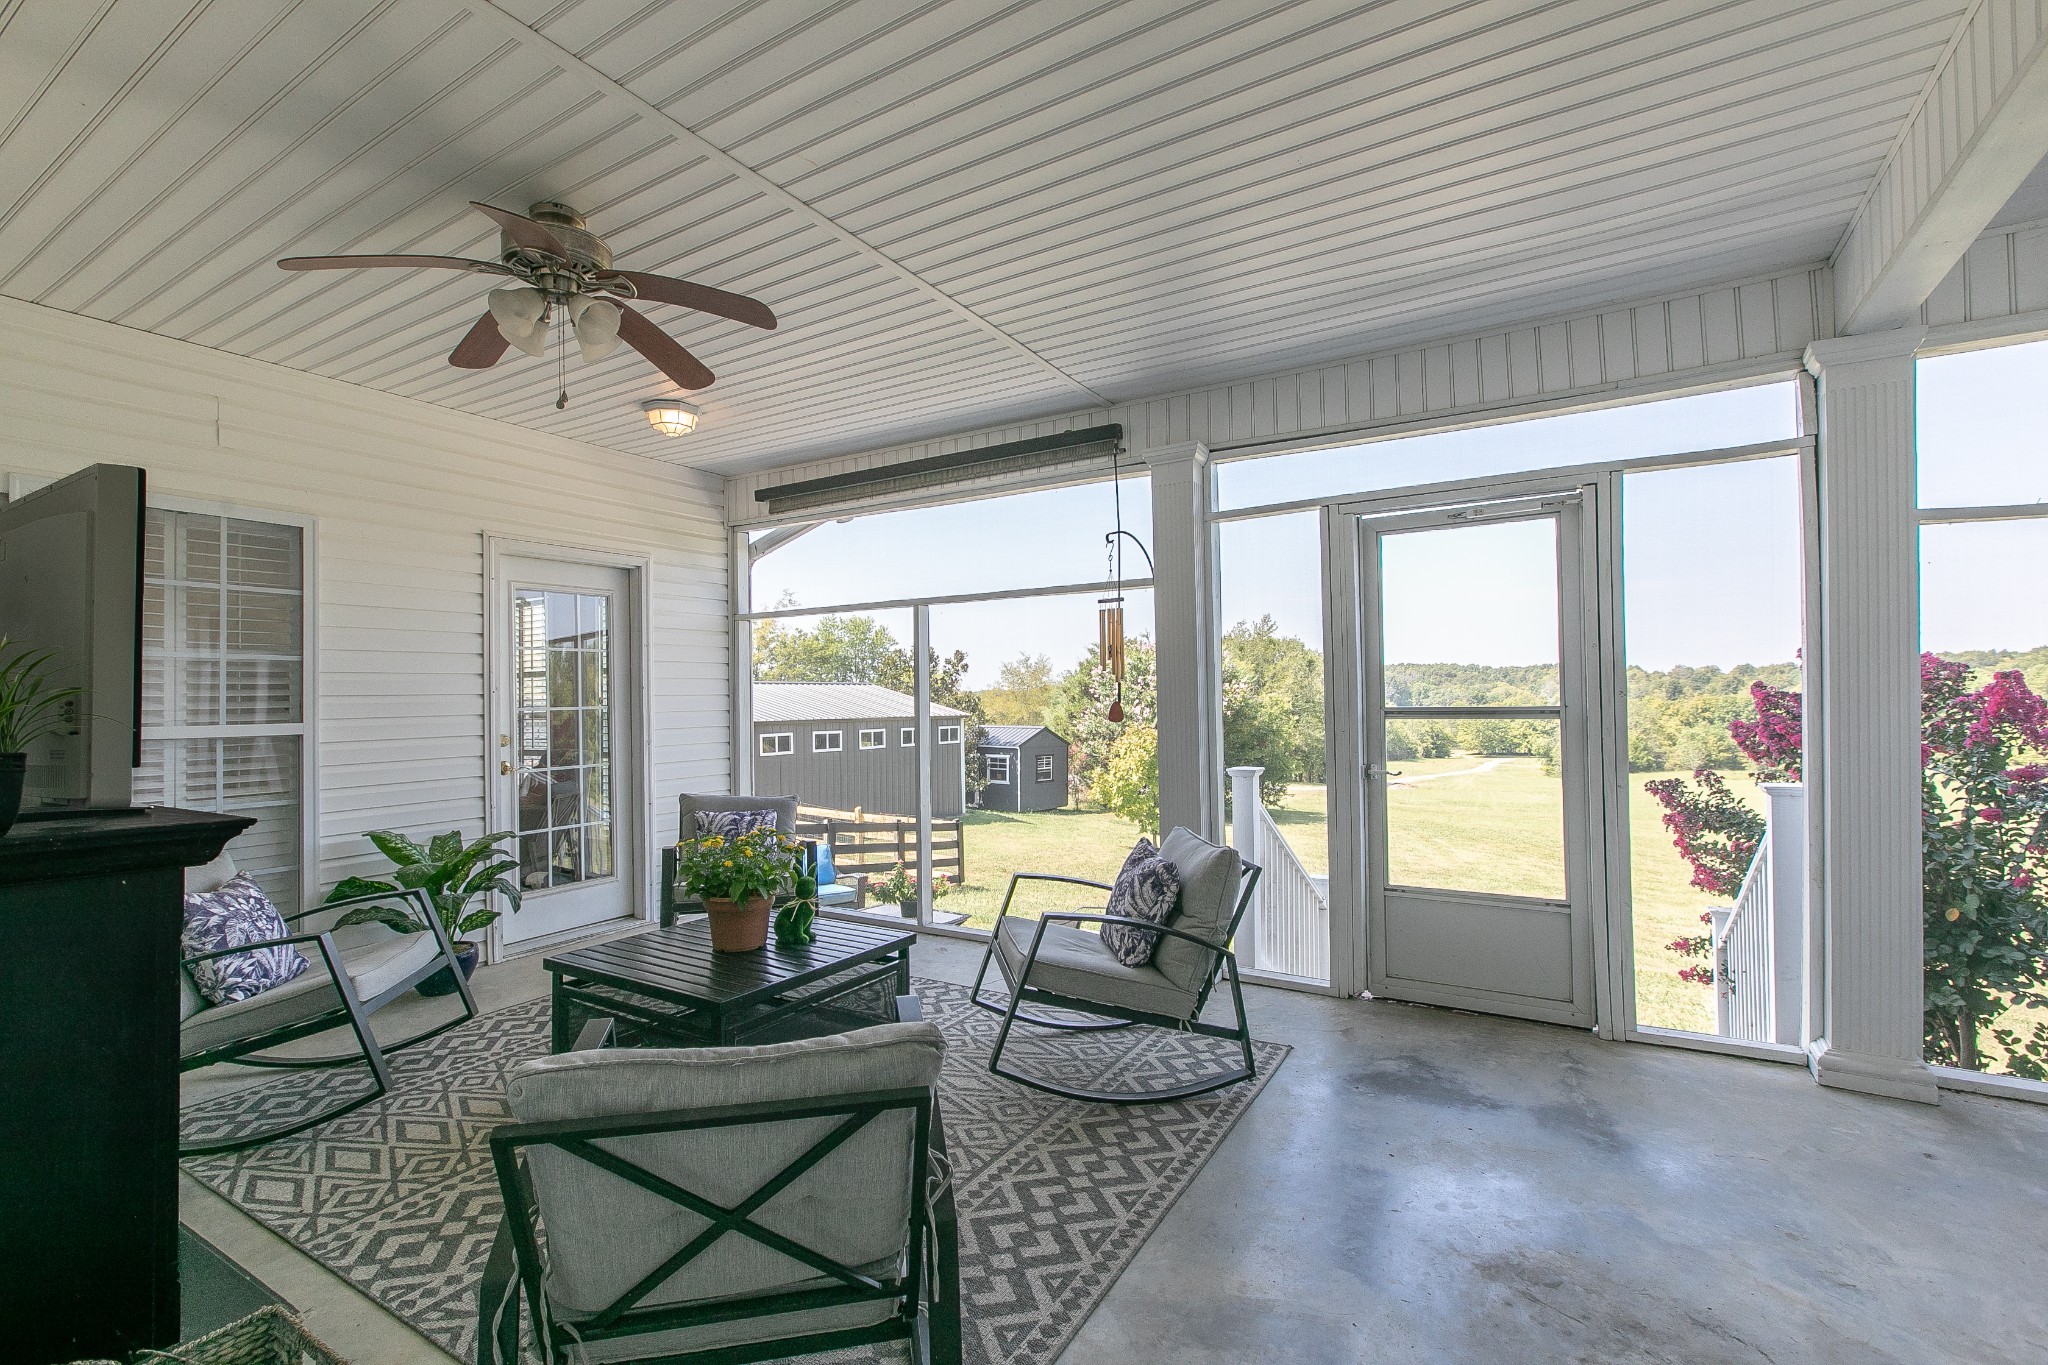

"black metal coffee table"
[542,918,916,1053]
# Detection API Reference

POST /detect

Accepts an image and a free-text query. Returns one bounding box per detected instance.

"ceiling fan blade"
[449,312,511,369]
[277,254,509,274]
[601,270,777,330]
[616,303,714,389]
[470,201,570,258]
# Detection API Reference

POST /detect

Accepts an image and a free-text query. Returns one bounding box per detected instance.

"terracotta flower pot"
[702,894,772,952]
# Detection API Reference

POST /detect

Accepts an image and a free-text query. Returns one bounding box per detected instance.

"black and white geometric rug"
[182,978,1285,1364]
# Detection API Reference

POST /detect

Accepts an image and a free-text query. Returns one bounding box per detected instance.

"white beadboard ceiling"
[0,0,1980,474]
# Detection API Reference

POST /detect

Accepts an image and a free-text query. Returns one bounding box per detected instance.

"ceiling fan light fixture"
[641,398,700,437]
[570,296,623,361]
[274,201,773,393]
[487,285,550,357]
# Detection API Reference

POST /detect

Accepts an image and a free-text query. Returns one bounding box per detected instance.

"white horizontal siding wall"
[0,295,727,899]
[727,264,1829,525]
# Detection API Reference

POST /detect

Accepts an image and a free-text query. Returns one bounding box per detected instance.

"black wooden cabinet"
[0,807,252,1365]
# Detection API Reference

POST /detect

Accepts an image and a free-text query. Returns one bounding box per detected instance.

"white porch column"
[1803,330,1938,1104]
[1145,441,1225,843]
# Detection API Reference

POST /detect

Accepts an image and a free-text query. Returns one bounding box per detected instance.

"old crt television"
[0,464,144,811]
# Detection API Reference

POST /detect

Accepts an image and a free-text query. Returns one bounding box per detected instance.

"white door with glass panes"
[494,556,639,946]
[1344,491,1603,1027]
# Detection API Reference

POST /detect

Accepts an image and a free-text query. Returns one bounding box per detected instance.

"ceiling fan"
[276,200,776,404]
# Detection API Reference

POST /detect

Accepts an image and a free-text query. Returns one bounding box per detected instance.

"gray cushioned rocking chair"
[968,826,1261,1104]
[661,794,800,927]
[478,1009,960,1365]
[178,850,478,1156]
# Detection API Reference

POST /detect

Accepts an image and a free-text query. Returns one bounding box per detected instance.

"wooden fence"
[795,808,965,884]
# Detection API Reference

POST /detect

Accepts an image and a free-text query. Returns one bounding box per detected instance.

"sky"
[752,343,2048,681]
[1918,339,2048,657]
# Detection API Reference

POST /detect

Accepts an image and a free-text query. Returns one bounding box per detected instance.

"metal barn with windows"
[750,682,965,818]
[973,725,1070,812]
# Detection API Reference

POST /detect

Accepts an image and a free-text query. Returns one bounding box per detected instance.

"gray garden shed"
[973,725,1070,812]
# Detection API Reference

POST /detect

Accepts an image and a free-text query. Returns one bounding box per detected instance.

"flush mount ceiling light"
[642,398,701,437]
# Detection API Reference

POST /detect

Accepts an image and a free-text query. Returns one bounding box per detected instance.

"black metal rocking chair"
[969,826,1262,1105]
[177,875,478,1156]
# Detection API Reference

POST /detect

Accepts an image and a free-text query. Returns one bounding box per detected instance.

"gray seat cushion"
[1152,827,1244,997]
[506,1023,945,1323]
[994,915,1198,1020]
[678,793,797,838]
[179,930,442,1058]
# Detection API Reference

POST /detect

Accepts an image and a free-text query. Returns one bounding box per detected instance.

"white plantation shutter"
[135,510,306,913]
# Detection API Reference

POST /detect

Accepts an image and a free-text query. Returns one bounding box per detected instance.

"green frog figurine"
[775,873,818,948]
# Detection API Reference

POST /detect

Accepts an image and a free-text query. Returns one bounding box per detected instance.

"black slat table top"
[544,918,915,1011]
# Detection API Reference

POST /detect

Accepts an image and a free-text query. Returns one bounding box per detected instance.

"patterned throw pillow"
[181,873,309,1007]
[1098,838,1183,967]
[694,809,776,841]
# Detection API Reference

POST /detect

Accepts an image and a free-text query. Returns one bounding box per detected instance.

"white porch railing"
[1711,835,1774,1040]
[1226,766,1328,982]
[1708,782,1806,1046]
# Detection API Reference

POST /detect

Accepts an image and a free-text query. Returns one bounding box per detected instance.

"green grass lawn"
[953,760,1740,1033]
[944,806,1153,930]
[950,767,2043,1068]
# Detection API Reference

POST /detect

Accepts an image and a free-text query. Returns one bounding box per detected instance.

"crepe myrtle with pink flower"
[1651,656,2048,1077]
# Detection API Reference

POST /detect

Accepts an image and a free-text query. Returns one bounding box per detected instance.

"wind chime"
[1099,444,1152,723]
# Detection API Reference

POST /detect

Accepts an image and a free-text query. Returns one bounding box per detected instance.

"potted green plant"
[325,830,522,994]
[872,863,948,919]
[0,640,80,838]
[675,826,803,951]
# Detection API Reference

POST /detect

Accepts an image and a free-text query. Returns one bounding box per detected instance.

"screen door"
[1356,493,1599,1026]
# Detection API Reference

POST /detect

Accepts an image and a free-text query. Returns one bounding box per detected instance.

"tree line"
[755,605,1841,827]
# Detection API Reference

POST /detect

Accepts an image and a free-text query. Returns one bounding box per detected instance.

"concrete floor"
[184,928,2048,1364]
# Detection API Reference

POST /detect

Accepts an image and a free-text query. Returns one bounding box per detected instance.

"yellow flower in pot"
[674,826,803,951]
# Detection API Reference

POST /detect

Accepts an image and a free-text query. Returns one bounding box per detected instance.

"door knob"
[500,760,513,775]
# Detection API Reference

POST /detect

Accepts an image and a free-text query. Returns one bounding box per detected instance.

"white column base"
[1807,1040,1940,1104]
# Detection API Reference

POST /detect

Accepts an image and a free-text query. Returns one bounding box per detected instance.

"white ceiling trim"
[725,260,1830,527]
[1832,0,1985,264]
[1834,0,2048,330]
[463,0,1112,408]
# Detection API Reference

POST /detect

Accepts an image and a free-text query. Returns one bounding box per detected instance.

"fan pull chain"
[555,308,568,410]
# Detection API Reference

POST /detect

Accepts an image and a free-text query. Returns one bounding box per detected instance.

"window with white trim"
[900,727,915,746]
[859,728,885,749]
[1036,753,1054,781]
[134,509,307,913]
[759,731,793,756]
[813,730,843,752]
[938,725,960,744]
[985,752,1011,784]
